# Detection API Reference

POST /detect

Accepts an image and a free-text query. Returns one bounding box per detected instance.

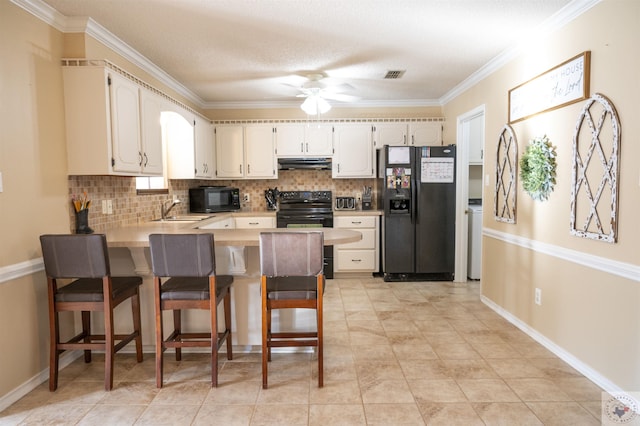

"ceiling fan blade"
[321,92,359,102]
[323,82,355,93]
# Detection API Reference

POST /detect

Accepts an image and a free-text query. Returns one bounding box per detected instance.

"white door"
[245,125,276,178]
[139,89,164,175]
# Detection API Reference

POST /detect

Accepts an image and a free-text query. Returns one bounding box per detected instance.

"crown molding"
[203,98,442,110]
[11,0,205,107]
[439,0,601,105]
[14,0,600,111]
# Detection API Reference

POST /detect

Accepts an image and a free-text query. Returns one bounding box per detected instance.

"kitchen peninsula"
[103,215,361,348]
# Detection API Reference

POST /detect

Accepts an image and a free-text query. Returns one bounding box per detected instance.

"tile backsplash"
[68,171,377,233]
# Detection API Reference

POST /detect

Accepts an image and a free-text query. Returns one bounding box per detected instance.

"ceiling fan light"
[317,97,331,114]
[300,95,331,115]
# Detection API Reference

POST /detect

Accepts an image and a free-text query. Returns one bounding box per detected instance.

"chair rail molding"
[484,228,639,282]
[0,258,44,284]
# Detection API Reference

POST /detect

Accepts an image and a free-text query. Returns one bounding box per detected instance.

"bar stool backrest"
[40,234,110,279]
[259,231,324,277]
[149,233,216,277]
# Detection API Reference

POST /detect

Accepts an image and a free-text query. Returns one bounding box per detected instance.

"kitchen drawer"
[199,217,235,229]
[234,217,275,229]
[337,228,376,249]
[334,216,376,228]
[335,250,376,271]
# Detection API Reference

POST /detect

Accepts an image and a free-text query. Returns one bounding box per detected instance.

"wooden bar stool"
[39,234,143,391]
[148,233,233,388]
[259,231,325,389]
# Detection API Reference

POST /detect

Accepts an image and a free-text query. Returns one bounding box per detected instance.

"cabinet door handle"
[247,164,251,174]
[138,151,143,166]
[351,221,362,224]
[249,222,259,225]
[143,153,149,166]
[240,164,243,174]
[301,142,304,153]
[306,142,309,152]
[351,259,362,262]
[404,135,407,145]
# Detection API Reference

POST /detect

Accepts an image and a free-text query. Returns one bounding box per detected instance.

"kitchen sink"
[151,215,214,222]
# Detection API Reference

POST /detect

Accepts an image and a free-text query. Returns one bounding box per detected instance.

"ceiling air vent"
[384,70,405,79]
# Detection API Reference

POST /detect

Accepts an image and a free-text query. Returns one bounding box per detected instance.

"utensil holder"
[75,209,94,234]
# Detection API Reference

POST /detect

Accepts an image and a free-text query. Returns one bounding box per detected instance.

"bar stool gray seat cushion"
[265,276,325,300]
[55,276,142,302]
[160,275,234,301]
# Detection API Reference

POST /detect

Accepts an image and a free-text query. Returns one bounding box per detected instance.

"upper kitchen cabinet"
[215,124,277,179]
[166,111,215,179]
[244,125,277,179]
[275,123,333,157]
[215,125,244,178]
[373,123,408,147]
[332,124,375,178]
[466,113,485,165]
[194,115,215,178]
[408,122,443,146]
[63,65,165,176]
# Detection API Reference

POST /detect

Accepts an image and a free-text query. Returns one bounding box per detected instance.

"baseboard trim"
[481,294,640,408]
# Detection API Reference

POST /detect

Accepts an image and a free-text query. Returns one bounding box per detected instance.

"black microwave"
[189,186,241,213]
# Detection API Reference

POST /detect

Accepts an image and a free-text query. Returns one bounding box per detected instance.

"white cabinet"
[234,216,276,229]
[332,124,375,178]
[245,125,277,179]
[110,73,142,174]
[215,125,277,179]
[408,122,443,146]
[215,125,244,178]
[199,217,235,229]
[374,123,408,147]
[138,89,164,175]
[334,215,379,273]
[467,113,485,164]
[275,123,333,157]
[62,66,164,176]
[194,116,215,178]
[167,112,215,180]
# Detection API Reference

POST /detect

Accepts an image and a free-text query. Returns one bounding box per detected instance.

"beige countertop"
[104,220,361,248]
[333,209,383,217]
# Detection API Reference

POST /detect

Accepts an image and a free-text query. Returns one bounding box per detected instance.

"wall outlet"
[243,193,250,202]
[101,200,107,214]
[106,199,113,214]
[534,288,542,305]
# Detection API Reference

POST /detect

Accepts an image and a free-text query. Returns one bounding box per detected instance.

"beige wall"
[443,0,639,391]
[0,1,71,398]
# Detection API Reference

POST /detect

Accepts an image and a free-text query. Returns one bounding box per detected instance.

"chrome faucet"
[161,198,181,219]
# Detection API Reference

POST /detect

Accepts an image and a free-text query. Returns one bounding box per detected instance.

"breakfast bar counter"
[103,220,361,348]
[104,219,362,247]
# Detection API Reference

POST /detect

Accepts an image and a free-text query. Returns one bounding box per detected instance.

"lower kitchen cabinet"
[334,215,379,273]
[234,216,276,229]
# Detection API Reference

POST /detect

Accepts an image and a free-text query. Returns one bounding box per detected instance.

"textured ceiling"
[42,0,577,108]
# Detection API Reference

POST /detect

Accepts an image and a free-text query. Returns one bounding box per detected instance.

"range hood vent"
[278,157,332,170]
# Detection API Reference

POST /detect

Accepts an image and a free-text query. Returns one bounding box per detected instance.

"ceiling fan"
[291,73,359,115]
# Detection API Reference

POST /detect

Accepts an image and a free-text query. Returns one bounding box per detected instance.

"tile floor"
[1,277,606,425]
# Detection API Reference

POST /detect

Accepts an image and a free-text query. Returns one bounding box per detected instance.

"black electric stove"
[276,190,333,278]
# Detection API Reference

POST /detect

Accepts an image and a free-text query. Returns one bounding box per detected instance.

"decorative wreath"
[519,135,557,201]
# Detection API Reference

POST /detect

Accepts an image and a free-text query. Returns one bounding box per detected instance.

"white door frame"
[454,104,485,282]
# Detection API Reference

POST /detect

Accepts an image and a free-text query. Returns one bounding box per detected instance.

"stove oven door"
[276,214,334,278]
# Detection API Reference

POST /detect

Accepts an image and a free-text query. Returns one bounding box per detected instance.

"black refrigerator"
[379,145,456,281]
